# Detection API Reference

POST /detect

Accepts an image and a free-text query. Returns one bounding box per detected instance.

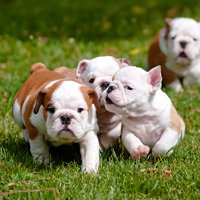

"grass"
[0,0,200,199]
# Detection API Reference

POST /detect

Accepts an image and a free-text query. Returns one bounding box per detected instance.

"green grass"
[1,0,200,199]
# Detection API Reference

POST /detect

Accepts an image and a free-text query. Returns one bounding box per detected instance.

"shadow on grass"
[1,135,82,170]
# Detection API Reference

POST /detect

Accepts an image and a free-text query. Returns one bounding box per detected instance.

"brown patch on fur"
[14,68,65,139]
[148,31,177,85]
[164,18,172,39]
[30,63,46,74]
[54,67,81,82]
[170,106,182,133]
[39,81,63,112]
[96,107,120,132]
[23,95,39,139]
[80,86,99,113]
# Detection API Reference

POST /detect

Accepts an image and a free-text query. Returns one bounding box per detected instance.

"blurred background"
[0,0,200,41]
[1,0,200,98]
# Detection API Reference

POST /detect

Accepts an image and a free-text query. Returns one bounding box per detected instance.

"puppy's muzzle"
[107,85,116,94]
[60,114,72,125]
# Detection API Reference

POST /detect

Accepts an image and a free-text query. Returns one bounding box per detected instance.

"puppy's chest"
[97,110,121,132]
[123,116,167,147]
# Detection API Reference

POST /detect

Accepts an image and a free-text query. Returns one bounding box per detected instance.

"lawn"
[0,0,200,199]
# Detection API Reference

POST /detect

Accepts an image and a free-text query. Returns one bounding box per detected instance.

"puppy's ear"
[148,66,162,92]
[34,90,47,114]
[77,59,90,78]
[88,89,100,112]
[164,18,172,39]
[117,58,132,68]
[30,63,46,74]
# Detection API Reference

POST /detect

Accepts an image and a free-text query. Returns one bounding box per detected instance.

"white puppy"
[13,63,99,173]
[77,56,130,149]
[103,66,185,159]
[148,17,200,92]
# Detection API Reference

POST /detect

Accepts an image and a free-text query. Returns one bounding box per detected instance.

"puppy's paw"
[33,153,50,165]
[82,165,98,174]
[131,145,150,160]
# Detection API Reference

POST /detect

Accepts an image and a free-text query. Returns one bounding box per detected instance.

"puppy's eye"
[46,106,55,114]
[171,36,176,40]
[193,38,197,41]
[77,108,84,113]
[89,78,95,84]
[125,85,133,90]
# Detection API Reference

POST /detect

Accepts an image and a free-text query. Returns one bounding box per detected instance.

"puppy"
[148,17,200,92]
[13,63,99,173]
[103,66,185,159]
[77,56,131,149]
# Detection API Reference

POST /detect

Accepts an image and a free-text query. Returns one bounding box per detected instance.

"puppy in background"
[77,56,131,149]
[148,17,200,92]
[103,65,185,159]
[13,63,99,173]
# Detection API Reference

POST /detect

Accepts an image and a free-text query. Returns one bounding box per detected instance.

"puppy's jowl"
[148,17,200,92]
[13,63,100,173]
[77,56,131,149]
[103,65,185,159]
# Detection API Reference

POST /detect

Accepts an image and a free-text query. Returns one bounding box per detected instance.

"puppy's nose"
[100,81,110,91]
[107,85,116,93]
[60,115,72,125]
[180,41,187,49]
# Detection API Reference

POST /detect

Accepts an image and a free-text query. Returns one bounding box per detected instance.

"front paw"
[131,145,150,160]
[82,164,99,174]
[32,153,50,165]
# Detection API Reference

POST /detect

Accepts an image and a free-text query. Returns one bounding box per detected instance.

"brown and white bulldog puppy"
[148,17,200,92]
[13,63,99,173]
[76,56,131,149]
[103,66,185,159]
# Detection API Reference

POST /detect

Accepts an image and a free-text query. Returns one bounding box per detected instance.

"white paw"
[131,145,150,160]
[32,153,50,165]
[82,163,99,174]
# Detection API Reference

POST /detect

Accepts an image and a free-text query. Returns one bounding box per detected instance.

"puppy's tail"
[30,63,46,74]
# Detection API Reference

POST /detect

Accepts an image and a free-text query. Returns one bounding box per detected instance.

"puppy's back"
[14,64,65,108]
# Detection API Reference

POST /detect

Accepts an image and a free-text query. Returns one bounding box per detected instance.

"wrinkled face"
[103,66,162,115]
[40,81,95,142]
[77,56,123,106]
[166,18,200,65]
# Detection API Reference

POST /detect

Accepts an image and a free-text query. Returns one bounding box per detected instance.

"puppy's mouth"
[106,96,114,104]
[58,126,73,134]
[178,52,188,59]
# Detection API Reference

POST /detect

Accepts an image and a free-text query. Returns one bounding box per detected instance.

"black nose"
[100,82,110,91]
[60,115,71,125]
[107,85,115,93]
[180,41,187,49]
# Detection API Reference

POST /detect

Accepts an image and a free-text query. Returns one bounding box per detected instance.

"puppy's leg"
[23,129,29,142]
[152,128,181,156]
[80,131,99,173]
[167,79,183,92]
[29,134,50,164]
[99,123,121,149]
[122,129,150,160]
